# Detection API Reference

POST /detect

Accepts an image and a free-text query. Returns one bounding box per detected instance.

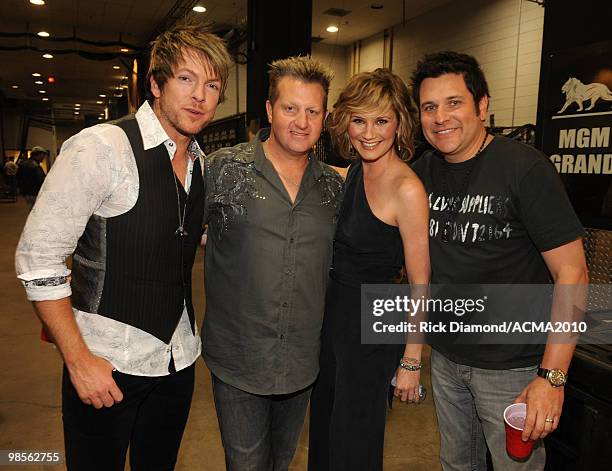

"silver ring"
[545,418,554,423]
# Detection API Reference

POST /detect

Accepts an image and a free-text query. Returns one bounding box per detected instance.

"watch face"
[548,369,567,387]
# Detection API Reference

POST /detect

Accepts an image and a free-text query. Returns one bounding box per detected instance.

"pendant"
[175,226,188,237]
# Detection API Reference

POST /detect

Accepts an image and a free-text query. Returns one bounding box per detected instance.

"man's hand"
[67,354,123,409]
[514,376,564,441]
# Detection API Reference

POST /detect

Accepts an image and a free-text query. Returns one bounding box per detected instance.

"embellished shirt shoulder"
[315,162,345,216]
[204,141,262,239]
[206,141,257,171]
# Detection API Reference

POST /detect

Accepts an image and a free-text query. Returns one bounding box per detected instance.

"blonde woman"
[308,69,430,470]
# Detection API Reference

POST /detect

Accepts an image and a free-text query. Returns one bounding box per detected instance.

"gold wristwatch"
[537,367,567,387]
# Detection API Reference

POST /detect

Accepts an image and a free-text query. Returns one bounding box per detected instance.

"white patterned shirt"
[15,101,203,376]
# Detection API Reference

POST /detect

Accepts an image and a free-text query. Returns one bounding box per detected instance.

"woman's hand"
[393,367,422,403]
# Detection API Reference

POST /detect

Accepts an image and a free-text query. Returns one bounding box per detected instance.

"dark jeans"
[62,364,195,471]
[211,374,311,471]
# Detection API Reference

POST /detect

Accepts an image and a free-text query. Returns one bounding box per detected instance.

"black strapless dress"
[308,161,405,471]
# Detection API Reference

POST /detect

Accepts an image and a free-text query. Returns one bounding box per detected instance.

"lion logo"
[558,77,612,113]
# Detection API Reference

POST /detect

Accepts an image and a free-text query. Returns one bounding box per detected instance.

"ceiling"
[0,0,449,124]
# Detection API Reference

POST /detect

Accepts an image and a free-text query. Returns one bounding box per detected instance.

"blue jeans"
[211,375,311,471]
[431,349,546,471]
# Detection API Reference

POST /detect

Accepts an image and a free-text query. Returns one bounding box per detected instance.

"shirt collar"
[135,101,204,161]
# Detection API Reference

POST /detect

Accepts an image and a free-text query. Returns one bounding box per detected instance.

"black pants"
[308,279,401,471]
[62,363,195,471]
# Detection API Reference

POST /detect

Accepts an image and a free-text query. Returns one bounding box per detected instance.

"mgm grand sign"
[542,41,612,229]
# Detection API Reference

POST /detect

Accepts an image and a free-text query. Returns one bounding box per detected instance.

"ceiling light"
[32,72,41,77]
[11,85,19,89]
[326,25,339,33]
[42,53,54,59]
[37,31,50,37]
[38,90,46,94]
[99,94,107,98]
[74,111,80,115]
[30,0,45,5]
[75,103,81,107]
[47,76,56,83]
[96,100,103,104]
[35,80,43,85]
[120,48,129,53]
[98,117,103,120]
[42,97,49,101]
[113,65,120,70]
[193,5,206,12]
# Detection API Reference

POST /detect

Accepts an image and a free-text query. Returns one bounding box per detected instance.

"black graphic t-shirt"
[412,135,585,368]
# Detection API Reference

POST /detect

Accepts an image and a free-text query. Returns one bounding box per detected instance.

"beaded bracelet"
[399,357,422,371]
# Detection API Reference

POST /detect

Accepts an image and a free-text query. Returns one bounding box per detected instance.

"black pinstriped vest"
[71,117,204,343]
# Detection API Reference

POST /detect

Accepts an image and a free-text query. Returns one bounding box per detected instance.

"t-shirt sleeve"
[517,156,585,252]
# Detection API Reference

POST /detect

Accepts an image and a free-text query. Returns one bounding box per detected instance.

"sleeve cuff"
[17,269,72,302]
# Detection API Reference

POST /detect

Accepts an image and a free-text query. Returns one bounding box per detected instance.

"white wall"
[347,0,544,127]
[311,42,348,109]
[214,56,247,120]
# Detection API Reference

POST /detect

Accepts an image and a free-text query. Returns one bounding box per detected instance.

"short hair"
[410,51,490,112]
[328,68,417,162]
[268,56,333,110]
[147,19,232,102]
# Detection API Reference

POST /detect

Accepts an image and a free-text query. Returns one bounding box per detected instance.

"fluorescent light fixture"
[42,53,54,59]
[37,31,50,37]
[120,48,129,53]
[42,97,49,101]
[326,25,339,33]
[96,100,103,104]
[193,5,206,13]
[32,72,41,77]
[30,0,46,5]
[35,80,43,85]
[98,117,103,120]
[75,103,81,107]
[11,85,19,89]
[99,94,107,98]
[113,65,120,70]
[38,90,46,94]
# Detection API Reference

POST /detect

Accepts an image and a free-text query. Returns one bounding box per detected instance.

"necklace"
[172,171,188,238]
[439,132,489,243]
[264,142,308,190]
[277,171,302,188]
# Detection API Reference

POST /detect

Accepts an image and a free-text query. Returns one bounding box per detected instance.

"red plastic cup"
[503,403,534,460]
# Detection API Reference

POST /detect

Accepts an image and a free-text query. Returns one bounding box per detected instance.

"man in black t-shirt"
[410,52,588,470]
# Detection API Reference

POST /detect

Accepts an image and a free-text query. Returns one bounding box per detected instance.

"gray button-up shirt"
[202,129,344,395]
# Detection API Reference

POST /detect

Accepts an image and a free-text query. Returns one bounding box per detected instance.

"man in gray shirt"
[202,56,343,470]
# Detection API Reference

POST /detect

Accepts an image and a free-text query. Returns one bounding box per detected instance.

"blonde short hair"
[268,56,334,109]
[147,19,232,102]
[329,68,417,161]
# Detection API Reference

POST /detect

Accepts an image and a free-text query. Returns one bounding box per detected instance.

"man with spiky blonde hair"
[202,55,343,470]
[16,19,231,471]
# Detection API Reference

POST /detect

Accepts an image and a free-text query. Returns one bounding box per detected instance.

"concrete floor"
[0,199,441,470]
